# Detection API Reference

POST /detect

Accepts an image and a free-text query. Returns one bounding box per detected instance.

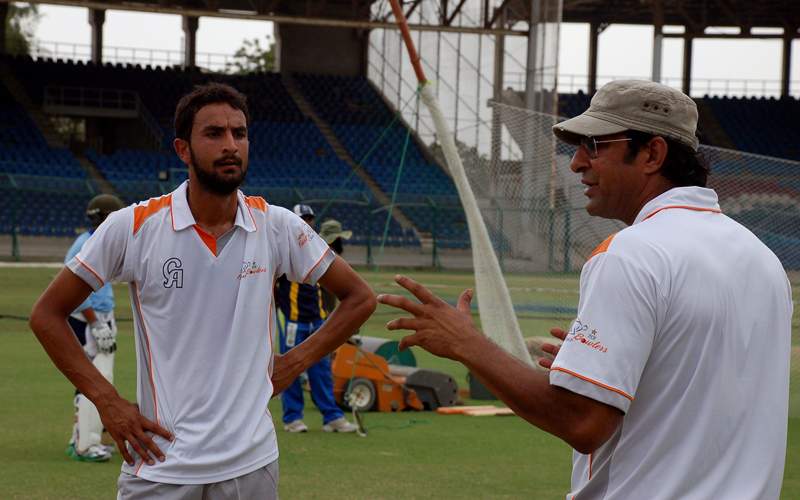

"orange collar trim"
[642,205,721,222]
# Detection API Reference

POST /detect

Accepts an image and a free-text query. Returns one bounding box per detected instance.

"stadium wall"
[276,24,368,76]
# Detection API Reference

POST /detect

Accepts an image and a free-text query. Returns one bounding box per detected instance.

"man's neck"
[186,181,239,238]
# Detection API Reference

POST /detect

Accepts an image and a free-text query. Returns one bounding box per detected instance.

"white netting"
[420,83,533,367]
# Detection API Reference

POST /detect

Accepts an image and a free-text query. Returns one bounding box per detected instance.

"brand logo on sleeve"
[565,318,608,353]
[237,260,268,280]
[162,258,184,288]
[297,222,316,249]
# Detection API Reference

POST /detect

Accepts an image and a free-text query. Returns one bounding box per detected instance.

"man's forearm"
[281,284,375,375]
[455,331,621,454]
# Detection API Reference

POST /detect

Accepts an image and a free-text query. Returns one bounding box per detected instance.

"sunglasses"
[580,136,632,159]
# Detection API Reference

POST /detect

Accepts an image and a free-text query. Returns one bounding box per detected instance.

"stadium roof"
[8,0,800,36]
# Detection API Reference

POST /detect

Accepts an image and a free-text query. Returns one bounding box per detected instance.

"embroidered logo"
[565,318,608,353]
[162,258,184,288]
[237,260,268,280]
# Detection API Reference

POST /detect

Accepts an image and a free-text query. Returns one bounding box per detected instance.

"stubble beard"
[190,148,248,196]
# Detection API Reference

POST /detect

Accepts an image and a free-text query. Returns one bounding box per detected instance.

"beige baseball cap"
[552,80,700,151]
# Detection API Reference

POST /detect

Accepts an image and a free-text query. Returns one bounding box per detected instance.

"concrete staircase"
[282,74,417,233]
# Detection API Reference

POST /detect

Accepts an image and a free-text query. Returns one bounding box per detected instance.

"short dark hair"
[173,82,250,143]
[623,130,710,187]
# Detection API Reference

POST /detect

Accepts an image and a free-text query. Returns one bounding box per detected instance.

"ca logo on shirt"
[163,258,184,289]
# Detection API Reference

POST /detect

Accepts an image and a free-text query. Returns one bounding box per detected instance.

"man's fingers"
[538,357,554,369]
[550,327,569,341]
[376,293,423,316]
[456,289,474,313]
[116,437,135,466]
[386,317,419,332]
[398,333,421,352]
[143,418,175,443]
[394,275,438,305]
[133,429,166,463]
[127,434,155,466]
[541,342,560,357]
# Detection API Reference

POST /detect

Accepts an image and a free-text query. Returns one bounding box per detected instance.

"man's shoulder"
[131,194,174,234]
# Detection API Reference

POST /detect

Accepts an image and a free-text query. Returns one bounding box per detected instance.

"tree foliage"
[224,36,275,75]
[4,3,41,56]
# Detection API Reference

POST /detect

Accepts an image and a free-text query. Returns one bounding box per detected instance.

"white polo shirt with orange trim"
[550,186,792,500]
[67,181,334,484]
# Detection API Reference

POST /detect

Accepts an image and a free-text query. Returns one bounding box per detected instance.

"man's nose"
[570,145,590,173]
[221,131,237,154]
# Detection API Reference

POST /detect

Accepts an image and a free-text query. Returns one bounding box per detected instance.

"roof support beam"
[485,0,515,29]
[445,0,468,26]
[682,32,693,95]
[88,8,105,65]
[651,0,664,83]
[781,34,793,97]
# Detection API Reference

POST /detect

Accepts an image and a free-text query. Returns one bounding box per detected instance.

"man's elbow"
[563,409,622,455]
[355,284,377,318]
[29,300,51,339]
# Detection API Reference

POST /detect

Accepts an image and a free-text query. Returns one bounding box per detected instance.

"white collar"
[632,186,721,226]
[170,181,258,233]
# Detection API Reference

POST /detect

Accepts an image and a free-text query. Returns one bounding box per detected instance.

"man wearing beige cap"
[377,80,791,498]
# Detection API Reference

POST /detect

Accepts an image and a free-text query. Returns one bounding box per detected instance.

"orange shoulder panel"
[133,194,172,234]
[246,196,267,212]
[587,233,617,263]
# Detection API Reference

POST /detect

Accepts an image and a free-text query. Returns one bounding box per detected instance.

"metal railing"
[43,86,165,149]
[27,40,236,73]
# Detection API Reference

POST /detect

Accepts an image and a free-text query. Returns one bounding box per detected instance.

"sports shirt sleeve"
[549,252,665,413]
[276,209,334,285]
[65,233,92,312]
[65,208,133,291]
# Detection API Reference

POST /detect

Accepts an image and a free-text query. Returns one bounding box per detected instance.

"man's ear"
[643,136,668,175]
[174,138,192,166]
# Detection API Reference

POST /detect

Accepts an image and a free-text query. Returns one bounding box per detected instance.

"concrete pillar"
[182,16,199,68]
[682,34,693,95]
[651,0,664,83]
[588,22,600,94]
[525,0,541,111]
[781,35,793,98]
[89,9,105,64]
[0,3,8,54]
[491,7,506,165]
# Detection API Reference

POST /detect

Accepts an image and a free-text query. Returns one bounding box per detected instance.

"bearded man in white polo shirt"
[377,80,792,499]
[30,82,376,499]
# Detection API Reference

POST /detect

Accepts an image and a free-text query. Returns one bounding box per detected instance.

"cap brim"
[552,113,630,146]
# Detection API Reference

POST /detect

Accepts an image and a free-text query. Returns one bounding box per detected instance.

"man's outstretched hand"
[377,275,482,362]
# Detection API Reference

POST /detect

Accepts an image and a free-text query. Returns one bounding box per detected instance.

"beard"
[190,148,247,196]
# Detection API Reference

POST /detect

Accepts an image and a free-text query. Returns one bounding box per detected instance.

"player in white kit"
[377,80,792,499]
[30,82,376,499]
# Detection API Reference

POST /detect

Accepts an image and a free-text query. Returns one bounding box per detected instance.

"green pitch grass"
[1,267,798,499]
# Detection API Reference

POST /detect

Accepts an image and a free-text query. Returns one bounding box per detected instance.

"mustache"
[213,154,243,167]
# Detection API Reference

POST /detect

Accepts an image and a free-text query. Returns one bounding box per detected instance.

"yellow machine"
[330,340,459,412]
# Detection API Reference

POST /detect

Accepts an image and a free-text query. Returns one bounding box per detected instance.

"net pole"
[387,0,534,366]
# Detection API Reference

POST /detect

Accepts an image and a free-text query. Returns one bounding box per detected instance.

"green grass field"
[1,267,798,499]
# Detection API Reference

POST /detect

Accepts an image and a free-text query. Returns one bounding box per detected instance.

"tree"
[224,36,275,75]
[5,3,41,56]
